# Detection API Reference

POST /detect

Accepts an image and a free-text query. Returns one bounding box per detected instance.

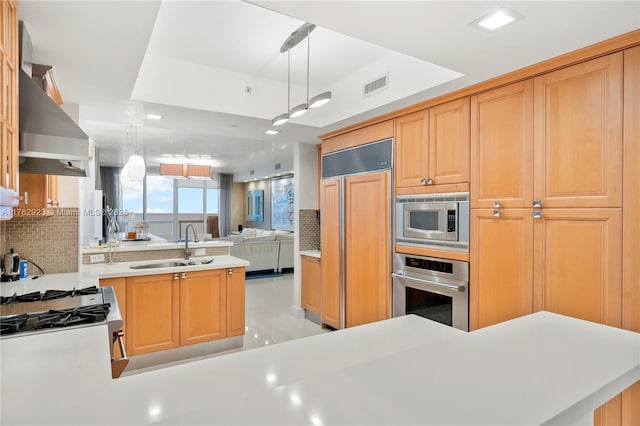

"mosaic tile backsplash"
[299,209,320,250]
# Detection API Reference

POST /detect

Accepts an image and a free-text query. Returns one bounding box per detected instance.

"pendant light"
[125,125,146,183]
[271,22,331,127]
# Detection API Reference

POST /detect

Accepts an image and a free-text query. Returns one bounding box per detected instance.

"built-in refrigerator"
[320,138,392,329]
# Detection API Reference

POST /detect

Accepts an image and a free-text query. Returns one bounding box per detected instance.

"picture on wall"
[271,176,294,231]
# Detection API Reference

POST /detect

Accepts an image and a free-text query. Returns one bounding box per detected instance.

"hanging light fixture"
[125,125,146,183]
[120,163,135,189]
[271,22,331,127]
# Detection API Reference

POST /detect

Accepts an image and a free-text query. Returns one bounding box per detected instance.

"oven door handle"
[391,273,466,293]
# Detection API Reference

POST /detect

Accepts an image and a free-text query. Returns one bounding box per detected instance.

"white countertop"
[81,239,233,254]
[0,255,250,295]
[300,250,321,259]
[1,312,638,425]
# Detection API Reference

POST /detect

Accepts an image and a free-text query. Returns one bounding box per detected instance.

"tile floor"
[123,273,328,375]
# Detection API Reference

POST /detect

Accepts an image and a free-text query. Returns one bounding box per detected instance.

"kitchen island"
[1,309,638,425]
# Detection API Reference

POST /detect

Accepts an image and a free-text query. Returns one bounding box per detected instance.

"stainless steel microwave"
[395,192,469,251]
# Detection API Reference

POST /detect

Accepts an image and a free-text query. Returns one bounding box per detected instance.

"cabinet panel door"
[320,177,341,328]
[344,171,390,327]
[395,110,428,188]
[226,267,245,337]
[126,273,179,355]
[471,80,534,209]
[180,269,226,346]
[533,208,622,327]
[429,97,470,185]
[470,209,533,330]
[301,256,321,315]
[534,53,623,208]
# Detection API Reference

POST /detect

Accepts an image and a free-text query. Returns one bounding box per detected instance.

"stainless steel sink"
[129,258,214,270]
[129,261,188,270]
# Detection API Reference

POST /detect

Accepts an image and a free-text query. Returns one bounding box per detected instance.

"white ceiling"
[18,1,640,181]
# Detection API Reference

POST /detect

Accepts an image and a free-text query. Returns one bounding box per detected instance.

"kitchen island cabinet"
[180,269,227,346]
[225,267,245,337]
[126,273,180,355]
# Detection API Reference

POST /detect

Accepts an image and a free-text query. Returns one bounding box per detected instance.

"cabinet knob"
[228,269,233,275]
[181,272,187,279]
[20,192,28,205]
[533,210,542,219]
[173,273,179,280]
[420,178,427,186]
[493,200,501,209]
[427,177,433,185]
[532,199,542,208]
[493,209,501,218]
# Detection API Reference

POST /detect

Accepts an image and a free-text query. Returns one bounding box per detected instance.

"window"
[118,172,220,242]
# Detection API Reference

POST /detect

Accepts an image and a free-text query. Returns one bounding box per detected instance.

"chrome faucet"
[184,224,199,260]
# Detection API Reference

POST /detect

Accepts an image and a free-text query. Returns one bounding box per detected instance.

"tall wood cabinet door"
[99,277,127,359]
[180,269,226,346]
[533,208,622,327]
[621,45,640,426]
[320,177,341,328]
[226,267,246,337]
[301,255,321,315]
[395,110,428,188]
[428,97,470,185]
[126,273,179,356]
[534,53,623,208]
[344,170,390,327]
[470,209,533,330]
[471,80,534,209]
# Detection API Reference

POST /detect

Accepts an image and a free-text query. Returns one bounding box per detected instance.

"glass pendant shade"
[272,113,289,126]
[309,91,332,108]
[127,154,146,183]
[120,163,134,189]
[289,103,308,118]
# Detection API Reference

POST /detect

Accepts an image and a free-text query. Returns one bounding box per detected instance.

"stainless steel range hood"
[18,22,93,177]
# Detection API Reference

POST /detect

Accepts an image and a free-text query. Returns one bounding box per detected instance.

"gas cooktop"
[0,286,122,339]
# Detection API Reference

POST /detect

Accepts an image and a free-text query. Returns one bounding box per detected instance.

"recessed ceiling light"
[145,113,163,120]
[265,130,279,135]
[471,8,522,31]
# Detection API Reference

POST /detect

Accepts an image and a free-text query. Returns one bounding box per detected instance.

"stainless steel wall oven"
[392,253,469,331]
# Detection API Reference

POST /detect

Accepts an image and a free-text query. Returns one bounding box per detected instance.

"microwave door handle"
[391,273,466,292]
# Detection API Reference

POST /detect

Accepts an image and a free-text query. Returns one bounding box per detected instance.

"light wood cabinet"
[179,270,226,346]
[301,255,321,315]
[122,267,245,356]
[395,98,469,191]
[344,171,390,327]
[533,208,622,327]
[320,177,341,328]
[469,209,533,330]
[226,267,246,337]
[533,53,623,209]
[14,173,59,216]
[621,44,640,426]
[471,80,534,209]
[99,278,127,358]
[0,0,18,191]
[126,273,180,356]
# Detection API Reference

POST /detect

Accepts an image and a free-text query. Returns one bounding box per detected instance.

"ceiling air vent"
[363,74,388,98]
[274,163,281,170]
[249,170,255,176]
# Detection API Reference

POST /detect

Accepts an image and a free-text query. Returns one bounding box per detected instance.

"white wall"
[292,142,319,318]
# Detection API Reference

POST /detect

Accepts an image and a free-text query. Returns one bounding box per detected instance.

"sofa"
[221,229,294,273]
